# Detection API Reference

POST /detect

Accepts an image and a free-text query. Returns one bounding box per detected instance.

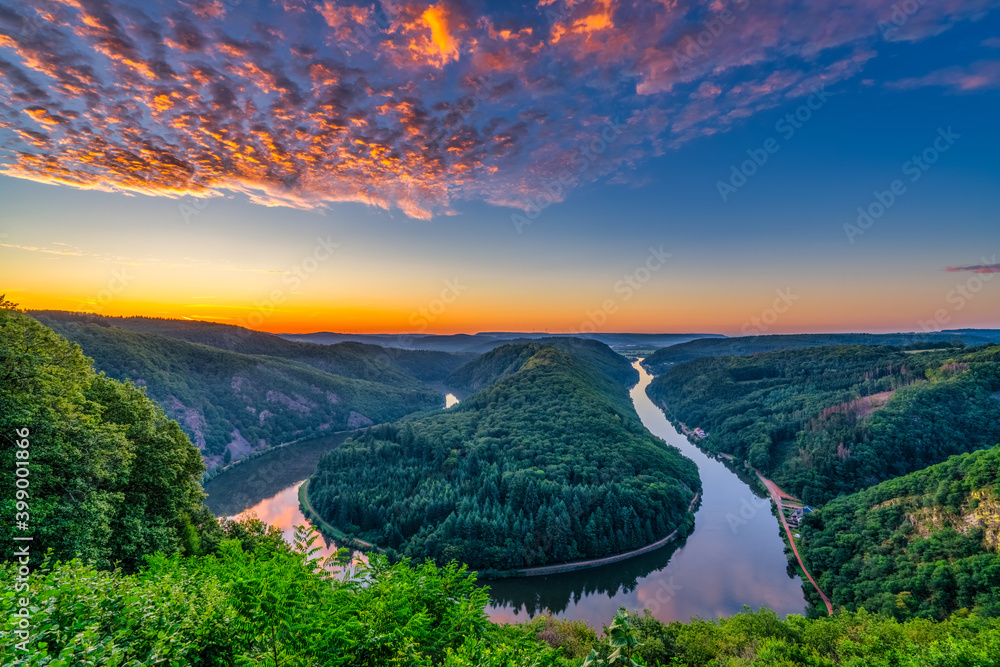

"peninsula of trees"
[308,343,701,571]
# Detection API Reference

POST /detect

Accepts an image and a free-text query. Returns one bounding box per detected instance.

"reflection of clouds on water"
[204,431,352,516]
[485,360,805,626]
[231,481,344,561]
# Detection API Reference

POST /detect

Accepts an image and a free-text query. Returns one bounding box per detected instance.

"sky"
[0,0,998,334]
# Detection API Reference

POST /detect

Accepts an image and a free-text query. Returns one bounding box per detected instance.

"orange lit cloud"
[0,0,996,219]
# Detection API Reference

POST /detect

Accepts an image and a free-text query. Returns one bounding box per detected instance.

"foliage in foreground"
[541,606,1000,666]
[5,540,1000,667]
[0,306,210,571]
[0,531,560,667]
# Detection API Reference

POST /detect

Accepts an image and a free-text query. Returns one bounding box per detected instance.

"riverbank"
[753,471,833,616]
[205,426,366,482]
[300,474,701,578]
[298,478,386,554]
[508,492,701,577]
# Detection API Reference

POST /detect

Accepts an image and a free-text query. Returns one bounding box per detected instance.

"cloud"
[0,0,997,218]
[889,59,1000,91]
[945,263,1000,273]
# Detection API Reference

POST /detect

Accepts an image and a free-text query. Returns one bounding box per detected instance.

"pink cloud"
[0,0,996,219]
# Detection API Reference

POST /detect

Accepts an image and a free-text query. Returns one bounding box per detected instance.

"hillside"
[800,444,1000,620]
[446,337,638,392]
[30,310,471,383]
[279,330,722,353]
[308,344,701,572]
[31,315,445,470]
[647,345,1000,504]
[6,302,1000,665]
[0,307,210,571]
[642,332,1000,372]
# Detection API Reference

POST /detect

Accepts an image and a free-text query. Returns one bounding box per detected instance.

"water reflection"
[204,432,357,562]
[228,481,345,561]
[204,431,352,516]
[204,366,805,627]
[483,360,805,626]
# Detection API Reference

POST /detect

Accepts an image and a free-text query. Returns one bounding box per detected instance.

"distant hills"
[29,311,466,471]
[643,331,1000,372]
[647,344,1000,505]
[278,330,724,353]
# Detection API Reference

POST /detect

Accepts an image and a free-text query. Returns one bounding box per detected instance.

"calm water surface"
[204,362,805,625]
[484,360,805,625]
[204,432,354,561]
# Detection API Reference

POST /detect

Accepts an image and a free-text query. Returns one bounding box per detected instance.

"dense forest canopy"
[800,445,1000,620]
[0,307,211,570]
[30,313,454,469]
[309,343,701,571]
[642,333,1000,372]
[647,344,1000,504]
[31,310,472,384]
[5,305,1000,664]
[446,337,638,392]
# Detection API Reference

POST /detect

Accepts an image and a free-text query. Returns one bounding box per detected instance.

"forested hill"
[800,444,1000,620]
[30,310,471,383]
[647,344,1000,505]
[8,301,1000,664]
[309,344,701,572]
[642,332,1000,372]
[446,337,637,392]
[31,314,446,471]
[0,307,211,571]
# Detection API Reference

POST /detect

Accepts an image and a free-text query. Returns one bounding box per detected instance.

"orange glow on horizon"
[9,289,998,337]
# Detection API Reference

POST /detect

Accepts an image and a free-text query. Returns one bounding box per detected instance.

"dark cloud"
[945,264,1000,273]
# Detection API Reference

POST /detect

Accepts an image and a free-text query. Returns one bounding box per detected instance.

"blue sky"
[0,0,998,333]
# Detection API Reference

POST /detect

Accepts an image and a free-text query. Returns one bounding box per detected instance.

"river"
[203,364,805,626]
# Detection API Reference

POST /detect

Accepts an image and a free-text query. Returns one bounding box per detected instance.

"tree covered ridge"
[31,313,448,469]
[446,338,639,392]
[647,344,1000,505]
[800,443,1000,621]
[642,333,1000,372]
[29,310,472,384]
[309,344,701,572]
[0,307,211,571]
